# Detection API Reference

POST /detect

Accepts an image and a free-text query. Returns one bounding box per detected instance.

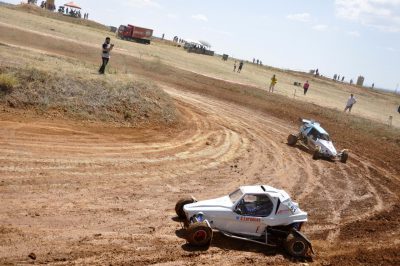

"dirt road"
[1,86,399,265]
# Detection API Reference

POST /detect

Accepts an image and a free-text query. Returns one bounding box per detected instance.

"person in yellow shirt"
[269,74,277,92]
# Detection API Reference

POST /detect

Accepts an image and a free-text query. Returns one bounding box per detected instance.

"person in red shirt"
[303,81,310,95]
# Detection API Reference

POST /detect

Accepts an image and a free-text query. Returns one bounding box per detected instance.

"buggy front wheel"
[186,222,213,247]
[312,147,321,160]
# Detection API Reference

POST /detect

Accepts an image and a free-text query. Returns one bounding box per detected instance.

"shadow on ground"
[175,228,313,263]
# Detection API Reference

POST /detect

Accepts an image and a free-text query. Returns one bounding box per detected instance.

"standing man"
[233,61,237,72]
[237,61,244,73]
[269,74,277,93]
[344,94,357,112]
[303,80,310,95]
[99,37,114,75]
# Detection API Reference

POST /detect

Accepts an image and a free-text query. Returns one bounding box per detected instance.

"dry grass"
[0,72,19,94]
[0,47,178,127]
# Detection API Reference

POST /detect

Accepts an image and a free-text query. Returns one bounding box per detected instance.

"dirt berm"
[0,66,178,126]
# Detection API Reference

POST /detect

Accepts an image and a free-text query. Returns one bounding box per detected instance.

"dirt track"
[1,12,400,265]
[1,86,399,265]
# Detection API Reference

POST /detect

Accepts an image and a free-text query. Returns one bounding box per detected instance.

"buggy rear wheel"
[287,134,298,146]
[175,197,195,219]
[285,233,309,257]
[186,222,213,246]
[340,151,349,163]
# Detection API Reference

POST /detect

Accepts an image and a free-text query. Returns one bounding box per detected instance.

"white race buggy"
[287,119,349,163]
[175,185,313,257]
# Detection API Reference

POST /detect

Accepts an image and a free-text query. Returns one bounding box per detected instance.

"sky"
[5,0,400,90]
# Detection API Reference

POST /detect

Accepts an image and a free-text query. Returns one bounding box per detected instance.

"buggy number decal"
[286,201,298,214]
[237,216,261,222]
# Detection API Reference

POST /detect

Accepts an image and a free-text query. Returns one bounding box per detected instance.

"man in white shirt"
[344,94,357,112]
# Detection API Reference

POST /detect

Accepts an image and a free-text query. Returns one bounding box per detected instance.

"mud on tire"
[175,197,195,219]
[284,233,309,257]
[287,134,298,146]
[186,222,213,247]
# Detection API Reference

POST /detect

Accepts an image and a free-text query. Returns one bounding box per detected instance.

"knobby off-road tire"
[284,233,309,257]
[340,151,349,163]
[312,147,321,160]
[175,197,195,219]
[186,222,213,247]
[287,134,298,146]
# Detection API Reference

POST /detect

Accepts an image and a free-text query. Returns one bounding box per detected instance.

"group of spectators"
[27,1,89,19]
[268,74,357,113]
[99,37,400,117]
[233,61,244,73]
[172,36,186,44]
[57,7,89,19]
[252,58,263,66]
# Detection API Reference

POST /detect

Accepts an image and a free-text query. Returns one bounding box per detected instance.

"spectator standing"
[233,61,237,72]
[237,61,244,73]
[344,94,357,112]
[303,80,310,95]
[269,74,277,93]
[98,37,114,75]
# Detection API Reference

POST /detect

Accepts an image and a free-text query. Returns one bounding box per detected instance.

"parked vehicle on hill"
[175,185,313,257]
[117,24,153,44]
[287,119,349,163]
[183,41,215,56]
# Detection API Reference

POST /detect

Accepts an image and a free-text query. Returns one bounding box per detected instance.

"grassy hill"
[1,4,399,127]
[10,4,110,31]
[0,44,179,127]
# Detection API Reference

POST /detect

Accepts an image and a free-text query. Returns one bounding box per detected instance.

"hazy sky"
[5,0,400,90]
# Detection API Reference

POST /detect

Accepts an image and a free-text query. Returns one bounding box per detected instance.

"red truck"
[117,24,153,44]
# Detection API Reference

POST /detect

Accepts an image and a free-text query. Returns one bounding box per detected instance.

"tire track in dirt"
[0,87,399,265]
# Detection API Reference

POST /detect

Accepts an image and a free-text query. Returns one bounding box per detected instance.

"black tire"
[287,134,298,146]
[175,197,195,219]
[186,222,213,246]
[312,147,321,160]
[340,151,349,163]
[285,233,309,257]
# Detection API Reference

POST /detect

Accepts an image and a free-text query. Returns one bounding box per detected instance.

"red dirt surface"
[1,21,400,265]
